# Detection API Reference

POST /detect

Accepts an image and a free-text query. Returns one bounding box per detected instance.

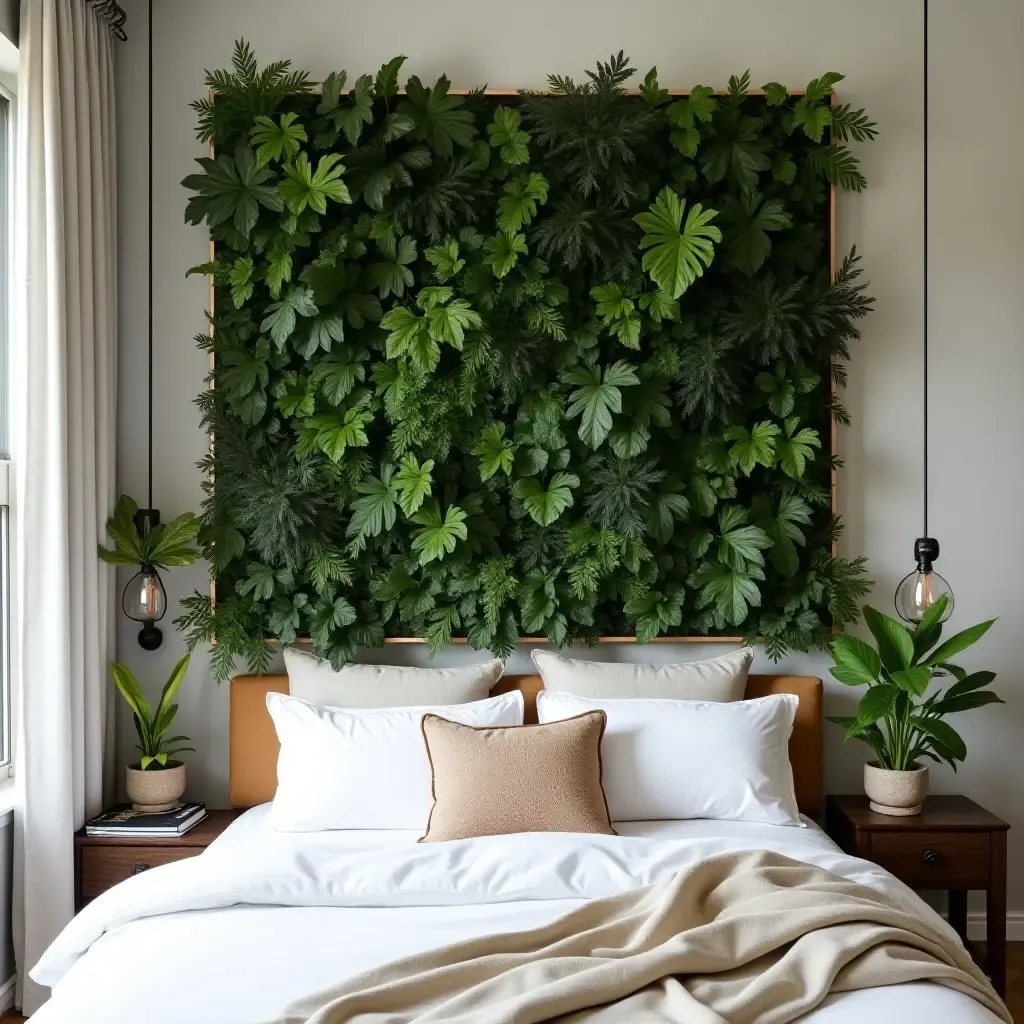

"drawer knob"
[922,849,941,866]
[130,863,151,876]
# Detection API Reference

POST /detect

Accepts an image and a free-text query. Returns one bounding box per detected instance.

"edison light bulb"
[894,537,953,624]
[122,568,167,623]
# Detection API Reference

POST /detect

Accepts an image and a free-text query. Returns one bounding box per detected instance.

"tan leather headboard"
[229,672,823,816]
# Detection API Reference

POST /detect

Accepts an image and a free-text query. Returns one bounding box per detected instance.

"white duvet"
[31,807,1002,1023]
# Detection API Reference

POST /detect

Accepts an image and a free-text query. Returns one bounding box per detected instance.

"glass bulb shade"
[122,568,167,624]
[895,569,953,624]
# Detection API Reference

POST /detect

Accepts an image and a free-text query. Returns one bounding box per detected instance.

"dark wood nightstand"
[74,809,240,910]
[826,794,1009,996]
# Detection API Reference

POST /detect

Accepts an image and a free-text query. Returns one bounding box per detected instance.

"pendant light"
[894,0,953,624]
[123,0,166,649]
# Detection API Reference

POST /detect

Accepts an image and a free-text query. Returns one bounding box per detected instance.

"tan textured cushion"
[530,647,753,701]
[283,647,504,707]
[419,711,615,842]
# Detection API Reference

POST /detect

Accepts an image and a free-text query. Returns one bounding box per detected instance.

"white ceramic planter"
[863,761,928,816]
[125,761,186,813]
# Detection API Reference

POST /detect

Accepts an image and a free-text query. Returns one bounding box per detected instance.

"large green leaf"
[697,563,763,625]
[513,472,579,527]
[890,666,932,697]
[931,690,1003,714]
[830,634,881,684]
[724,421,780,475]
[400,75,477,157]
[497,174,548,233]
[367,235,417,299]
[716,505,772,571]
[855,683,896,725]
[633,187,721,300]
[925,618,997,666]
[488,106,530,165]
[862,605,914,672]
[943,670,997,700]
[410,501,468,565]
[347,466,399,542]
[182,145,283,239]
[910,716,967,763]
[394,454,434,516]
[473,423,517,481]
[564,360,640,449]
[776,417,822,479]
[250,112,307,165]
[279,152,351,215]
[483,231,528,278]
[260,286,318,349]
[721,191,792,275]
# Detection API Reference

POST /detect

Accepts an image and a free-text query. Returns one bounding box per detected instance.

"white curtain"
[12,0,117,1012]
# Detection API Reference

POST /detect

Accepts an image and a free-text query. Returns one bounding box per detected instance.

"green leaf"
[229,257,256,308]
[424,297,482,349]
[697,563,762,626]
[260,286,318,349]
[863,605,914,671]
[805,71,844,102]
[336,74,374,145]
[590,283,640,349]
[716,505,772,571]
[497,174,549,233]
[279,152,351,215]
[305,549,353,594]
[400,75,477,157]
[638,290,679,324]
[931,690,1003,715]
[910,716,967,762]
[487,106,530,165]
[374,56,406,100]
[724,420,780,475]
[665,85,717,128]
[829,102,879,143]
[722,191,792,275]
[700,112,771,190]
[473,423,517,481]
[925,619,997,666]
[483,230,528,279]
[410,501,468,565]
[762,82,788,106]
[264,250,293,299]
[425,239,465,282]
[367,234,417,299]
[777,417,822,478]
[639,67,670,107]
[250,112,307,165]
[513,472,579,527]
[856,684,896,725]
[304,408,373,463]
[943,670,997,700]
[633,187,721,300]
[793,99,831,142]
[890,666,932,697]
[347,466,399,541]
[312,351,366,405]
[237,562,294,602]
[182,145,283,239]
[564,360,640,449]
[394,453,434,516]
[830,634,881,684]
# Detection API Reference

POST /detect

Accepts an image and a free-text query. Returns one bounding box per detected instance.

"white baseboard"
[0,973,15,1013]
[965,911,1024,941]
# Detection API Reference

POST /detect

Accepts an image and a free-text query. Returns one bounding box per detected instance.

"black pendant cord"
[922,0,929,540]
[147,0,154,517]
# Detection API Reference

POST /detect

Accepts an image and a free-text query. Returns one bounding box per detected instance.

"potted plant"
[827,595,999,815]
[112,653,196,812]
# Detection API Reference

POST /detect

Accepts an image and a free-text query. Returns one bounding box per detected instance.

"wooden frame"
[202,87,840,646]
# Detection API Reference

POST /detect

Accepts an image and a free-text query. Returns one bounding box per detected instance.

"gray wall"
[113,0,1024,925]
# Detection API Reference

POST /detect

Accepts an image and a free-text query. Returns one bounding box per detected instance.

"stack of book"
[85,802,207,838]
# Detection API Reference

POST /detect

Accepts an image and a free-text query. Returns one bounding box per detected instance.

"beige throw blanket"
[282,850,1010,1024]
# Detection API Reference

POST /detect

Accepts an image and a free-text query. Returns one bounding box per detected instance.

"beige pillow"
[283,647,504,707]
[530,647,753,701]
[419,711,615,842]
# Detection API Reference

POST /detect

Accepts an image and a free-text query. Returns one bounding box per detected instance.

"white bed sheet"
[30,806,1002,1024]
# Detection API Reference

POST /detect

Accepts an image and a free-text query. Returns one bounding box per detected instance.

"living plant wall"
[178,43,877,681]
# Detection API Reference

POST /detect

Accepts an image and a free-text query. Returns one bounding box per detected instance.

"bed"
[29,673,1007,1023]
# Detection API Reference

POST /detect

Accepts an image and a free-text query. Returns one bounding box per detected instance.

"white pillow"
[283,647,504,707]
[268,690,524,831]
[530,647,752,702]
[536,691,801,826]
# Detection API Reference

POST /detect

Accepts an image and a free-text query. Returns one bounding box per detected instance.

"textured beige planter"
[125,761,186,813]
[863,761,928,816]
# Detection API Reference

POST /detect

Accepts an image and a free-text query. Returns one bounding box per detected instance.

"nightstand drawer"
[79,845,202,904]
[869,831,990,888]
